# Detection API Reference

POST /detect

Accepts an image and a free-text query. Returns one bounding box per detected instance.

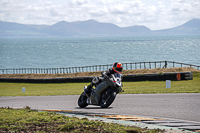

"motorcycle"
[78,73,123,108]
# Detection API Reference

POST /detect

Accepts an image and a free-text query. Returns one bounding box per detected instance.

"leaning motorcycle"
[78,73,123,108]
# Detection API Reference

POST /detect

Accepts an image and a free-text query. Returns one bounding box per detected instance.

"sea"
[0,35,200,69]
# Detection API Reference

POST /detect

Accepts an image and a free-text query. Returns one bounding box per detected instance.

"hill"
[0,19,200,37]
[153,19,200,35]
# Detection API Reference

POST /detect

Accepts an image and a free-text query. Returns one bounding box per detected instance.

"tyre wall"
[0,72,192,83]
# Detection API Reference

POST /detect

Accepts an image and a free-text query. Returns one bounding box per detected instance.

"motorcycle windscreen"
[113,73,121,80]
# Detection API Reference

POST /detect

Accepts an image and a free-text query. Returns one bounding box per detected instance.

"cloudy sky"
[0,0,200,30]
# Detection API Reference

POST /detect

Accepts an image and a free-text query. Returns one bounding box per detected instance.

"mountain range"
[0,19,200,38]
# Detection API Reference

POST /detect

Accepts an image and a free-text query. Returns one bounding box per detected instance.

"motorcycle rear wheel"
[78,93,88,108]
[100,91,116,108]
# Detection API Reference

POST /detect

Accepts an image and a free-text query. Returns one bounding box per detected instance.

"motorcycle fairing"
[89,79,114,105]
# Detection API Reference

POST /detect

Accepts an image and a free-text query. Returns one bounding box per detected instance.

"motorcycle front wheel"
[78,92,88,108]
[100,90,116,108]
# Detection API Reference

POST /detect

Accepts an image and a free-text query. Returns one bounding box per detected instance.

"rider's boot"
[84,83,93,95]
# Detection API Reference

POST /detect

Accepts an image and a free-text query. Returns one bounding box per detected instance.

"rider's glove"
[92,77,99,84]
[101,71,109,79]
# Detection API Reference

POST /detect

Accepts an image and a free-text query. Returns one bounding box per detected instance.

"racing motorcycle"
[78,73,123,108]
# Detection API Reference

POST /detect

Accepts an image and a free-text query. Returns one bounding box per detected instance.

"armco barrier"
[0,72,192,83]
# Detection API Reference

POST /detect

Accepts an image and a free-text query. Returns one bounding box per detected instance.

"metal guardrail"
[0,61,199,74]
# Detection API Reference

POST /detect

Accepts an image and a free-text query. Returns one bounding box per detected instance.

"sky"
[0,0,200,30]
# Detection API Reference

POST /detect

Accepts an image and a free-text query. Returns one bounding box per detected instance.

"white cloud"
[0,0,199,30]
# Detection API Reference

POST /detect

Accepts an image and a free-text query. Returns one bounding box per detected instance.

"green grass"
[124,72,200,94]
[0,108,159,132]
[0,72,200,96]
[0,82,87,96]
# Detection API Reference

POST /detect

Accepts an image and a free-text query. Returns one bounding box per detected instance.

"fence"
[0,61,200,74]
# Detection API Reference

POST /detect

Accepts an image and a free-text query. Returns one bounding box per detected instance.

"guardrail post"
[149,62,151,69]
[131,63,132,70]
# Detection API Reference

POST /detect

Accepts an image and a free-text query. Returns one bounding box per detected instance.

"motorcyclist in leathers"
[85,62,123,105]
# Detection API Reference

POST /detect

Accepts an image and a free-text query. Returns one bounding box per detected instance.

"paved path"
[0,93,200,122]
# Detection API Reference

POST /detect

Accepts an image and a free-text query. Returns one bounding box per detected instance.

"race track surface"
[0,93,200,122]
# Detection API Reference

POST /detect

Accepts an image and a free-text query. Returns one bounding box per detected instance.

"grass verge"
[124,72,200,94]
[0,72,199,96]
[0,108,160,133]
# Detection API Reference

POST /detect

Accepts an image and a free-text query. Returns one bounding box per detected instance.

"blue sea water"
[0,35,200,69]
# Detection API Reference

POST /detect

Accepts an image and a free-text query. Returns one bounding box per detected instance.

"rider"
[85,62,123,95]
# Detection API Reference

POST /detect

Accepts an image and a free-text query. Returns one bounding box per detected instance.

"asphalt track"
[0,93,200,123]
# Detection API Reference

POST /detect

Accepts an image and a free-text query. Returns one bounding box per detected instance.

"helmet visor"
[116,67,123,72]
